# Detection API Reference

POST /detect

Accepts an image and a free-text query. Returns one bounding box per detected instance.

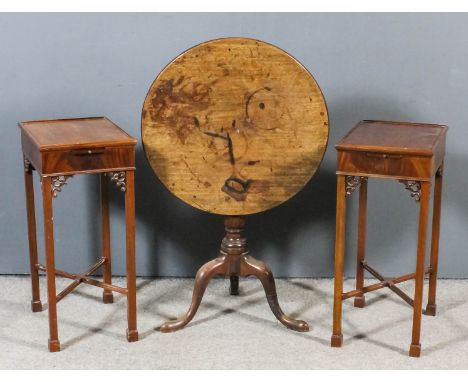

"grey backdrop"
[1,13,467,277]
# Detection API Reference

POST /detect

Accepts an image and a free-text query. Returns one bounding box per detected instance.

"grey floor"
[0,276,467,369]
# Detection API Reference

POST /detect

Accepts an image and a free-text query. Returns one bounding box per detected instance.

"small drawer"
[337,150,432,179]
[41,146,135,175]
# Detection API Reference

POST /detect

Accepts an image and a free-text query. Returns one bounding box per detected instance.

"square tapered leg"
[125,171,138,342]
[331,175,346,348]
[24,161,42,312]
[100,174,114,304]
[425,166,443,317]
[42,177,60,352]
[354,178,367,308]
[409,182,431,357]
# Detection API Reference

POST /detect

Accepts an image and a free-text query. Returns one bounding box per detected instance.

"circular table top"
[142,38,329,215]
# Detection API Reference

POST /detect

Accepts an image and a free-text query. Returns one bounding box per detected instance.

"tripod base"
[160,216,309,333]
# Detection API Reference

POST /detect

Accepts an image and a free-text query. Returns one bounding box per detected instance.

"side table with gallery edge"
[19,117,138,352]
[331,120,447,357]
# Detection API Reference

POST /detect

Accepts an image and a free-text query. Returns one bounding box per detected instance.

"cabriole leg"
[160,257,228,333]
[241,255,309,332]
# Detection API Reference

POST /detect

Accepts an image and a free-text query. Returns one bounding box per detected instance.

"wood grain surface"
[335,120,447,181]
[142,38,329,215]
[19,117,136,151]
[335,120,448,156]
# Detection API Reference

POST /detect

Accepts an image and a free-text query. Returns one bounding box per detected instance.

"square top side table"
[19,117,138,352]
[331,120,447,357]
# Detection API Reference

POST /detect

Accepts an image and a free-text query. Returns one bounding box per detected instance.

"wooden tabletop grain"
[141,37,329,215]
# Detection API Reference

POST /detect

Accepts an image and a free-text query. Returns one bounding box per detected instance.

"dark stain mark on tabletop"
[222,176,251,201]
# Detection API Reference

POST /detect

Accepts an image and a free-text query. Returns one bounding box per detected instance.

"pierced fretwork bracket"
[345,176,366,197]
[398,180,421,202]
[50,176,72,198]
[23,156,32,172]
[107,171,126,192]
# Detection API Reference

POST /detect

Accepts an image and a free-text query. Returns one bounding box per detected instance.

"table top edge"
[335,119,448,156]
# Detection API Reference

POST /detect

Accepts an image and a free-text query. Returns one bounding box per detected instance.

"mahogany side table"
[19,117,138,352]
[331,120,447,357]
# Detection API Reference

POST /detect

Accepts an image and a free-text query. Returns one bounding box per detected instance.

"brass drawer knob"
[365,152,403,159]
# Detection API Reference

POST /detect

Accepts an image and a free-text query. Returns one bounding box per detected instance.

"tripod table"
[141,37,329,332]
